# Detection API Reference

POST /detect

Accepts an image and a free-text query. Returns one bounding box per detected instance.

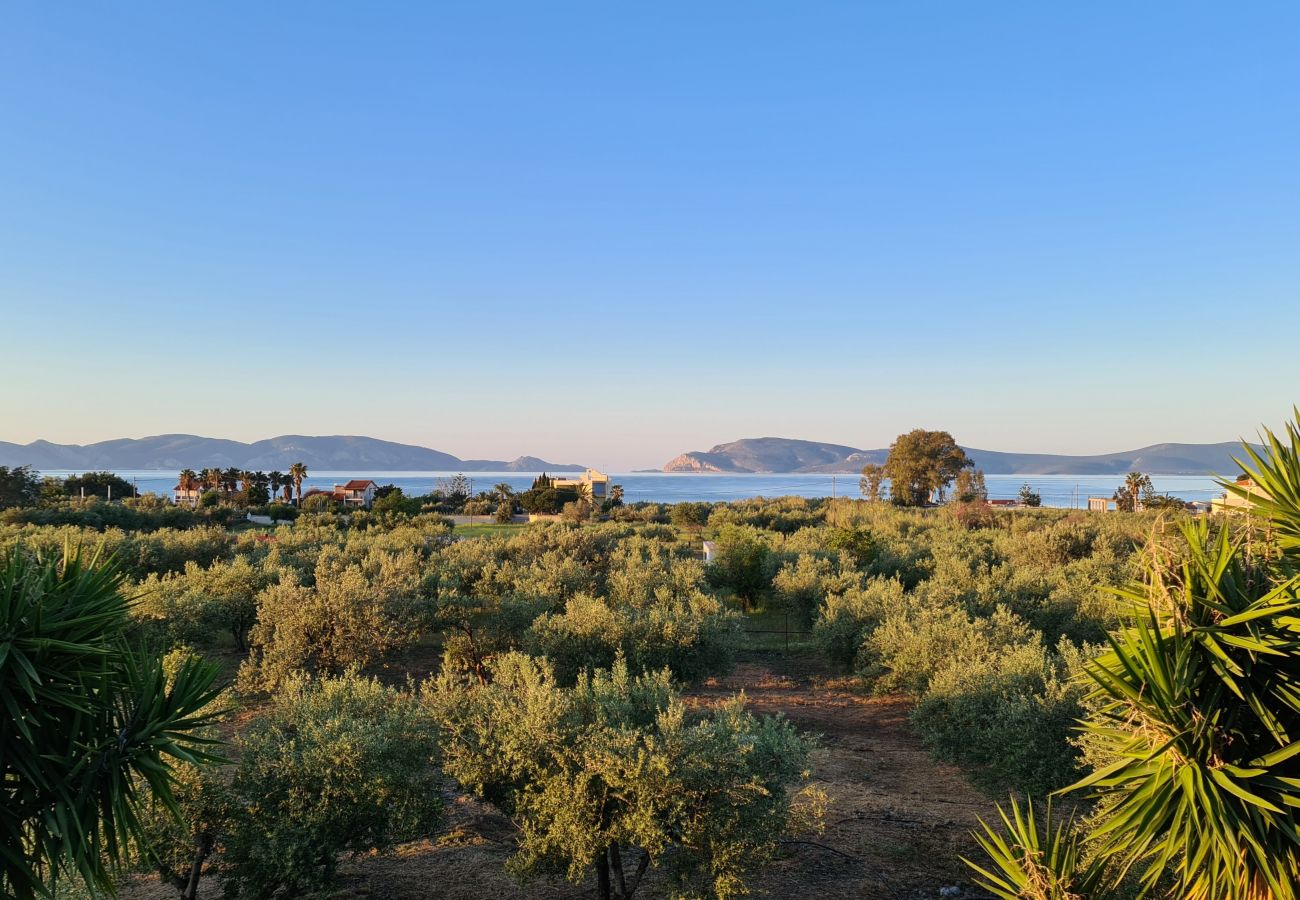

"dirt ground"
[123,652,996,899]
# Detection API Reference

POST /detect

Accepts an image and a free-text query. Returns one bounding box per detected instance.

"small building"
[702,540,717,563]
[334,479,379,508]
[1212,476,1270,514]
[551,469,611,502]
[1087,496,1117,513]
[302,479,379,509]
[173,485,204,506]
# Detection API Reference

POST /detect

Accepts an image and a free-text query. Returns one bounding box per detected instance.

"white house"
[334,479,379,508]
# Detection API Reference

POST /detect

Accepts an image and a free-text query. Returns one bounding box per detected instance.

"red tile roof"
[342,480,377,491]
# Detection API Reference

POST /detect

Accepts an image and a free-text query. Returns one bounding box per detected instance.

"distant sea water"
[39,470,1229,509]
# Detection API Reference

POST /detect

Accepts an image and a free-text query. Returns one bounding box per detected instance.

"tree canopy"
[431,653,822,900]
[0,465,41,510]
[883,429,972,506]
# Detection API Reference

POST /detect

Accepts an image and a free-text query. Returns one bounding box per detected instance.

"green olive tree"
[430,653,823,900]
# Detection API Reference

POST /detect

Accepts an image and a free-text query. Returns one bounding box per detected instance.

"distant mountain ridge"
[664,437,1259,476]
[0,434,586,473]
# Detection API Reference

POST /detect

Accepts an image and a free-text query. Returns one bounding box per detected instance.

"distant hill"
[0,434,586,473]
[663,437,1258,476]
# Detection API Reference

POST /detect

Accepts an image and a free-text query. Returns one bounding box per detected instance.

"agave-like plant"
[964,797,1097,900]
[969,413,1300,899]
[1066,519,1300,898]
[0,545,223,897]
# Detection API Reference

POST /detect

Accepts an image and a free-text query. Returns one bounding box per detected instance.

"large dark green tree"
[883,429,972,506]
[1,547,222,897]
[60,471,135,501]
[0,465,42,510]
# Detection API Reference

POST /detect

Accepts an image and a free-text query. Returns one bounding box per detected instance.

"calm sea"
[39,471,1229,509]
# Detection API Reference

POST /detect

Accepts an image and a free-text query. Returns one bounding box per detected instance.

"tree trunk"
[595,850,612,900]
[181,835,210,900]
[626,851,650,899]
[609,842,626,898]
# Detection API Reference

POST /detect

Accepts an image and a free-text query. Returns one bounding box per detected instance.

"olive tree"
[237,547,426,692]
[430,653,823,900]
[222,672,442,897]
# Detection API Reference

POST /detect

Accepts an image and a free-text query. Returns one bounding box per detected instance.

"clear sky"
[2,3,1298,470]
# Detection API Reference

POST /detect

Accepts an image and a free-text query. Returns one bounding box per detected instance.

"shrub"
[822,525,876,567]
[529,589,740,686]
[430,653,823,900]
[772,553,857,627]
[813,576,905,670]
[238,547,426,692]
[222,673,442,897]
[910,638,1088,794]
[863,602,1035,695]
[300,493,335,513]
[705,524,775,607]
[265,503,298,522]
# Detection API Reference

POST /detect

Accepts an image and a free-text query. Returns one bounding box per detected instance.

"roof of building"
[342,479,378,491]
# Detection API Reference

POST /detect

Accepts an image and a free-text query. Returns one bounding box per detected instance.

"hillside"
[664,437,1256,476]
[0,434,585,473]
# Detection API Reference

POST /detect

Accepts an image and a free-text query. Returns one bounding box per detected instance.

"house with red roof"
[301,479,379,508]
[335,479,379,508]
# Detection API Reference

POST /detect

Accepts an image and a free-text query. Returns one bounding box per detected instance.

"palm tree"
[493,482,515,501]
[238,471,256,493]
[0,546,222,897]
[1115,470,1153,512]
[268,471,285,501]
[609,484,625,506]
[176,469,198,507]
[288,462,308,506]
[201,468,222,492]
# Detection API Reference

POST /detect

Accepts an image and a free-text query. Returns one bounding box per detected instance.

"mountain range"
[662,437,1259,476]
[0,434,586,473]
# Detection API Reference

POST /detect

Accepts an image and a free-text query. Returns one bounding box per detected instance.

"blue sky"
[2,3,1298,470]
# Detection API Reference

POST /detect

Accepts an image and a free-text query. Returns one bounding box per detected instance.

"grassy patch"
[740,605,818,654]
[454,523,528,539]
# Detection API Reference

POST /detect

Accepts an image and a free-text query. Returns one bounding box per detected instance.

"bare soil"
[123,653,995,899]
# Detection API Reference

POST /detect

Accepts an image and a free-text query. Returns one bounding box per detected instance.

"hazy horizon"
[3,4,1298,469]
[0,427,1268,475]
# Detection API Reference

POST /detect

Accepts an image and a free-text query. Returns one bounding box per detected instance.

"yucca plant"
[964,797,1098,900]
[1,545,223,898]
[969,413,1300,899]
[1065,519,1300,899]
